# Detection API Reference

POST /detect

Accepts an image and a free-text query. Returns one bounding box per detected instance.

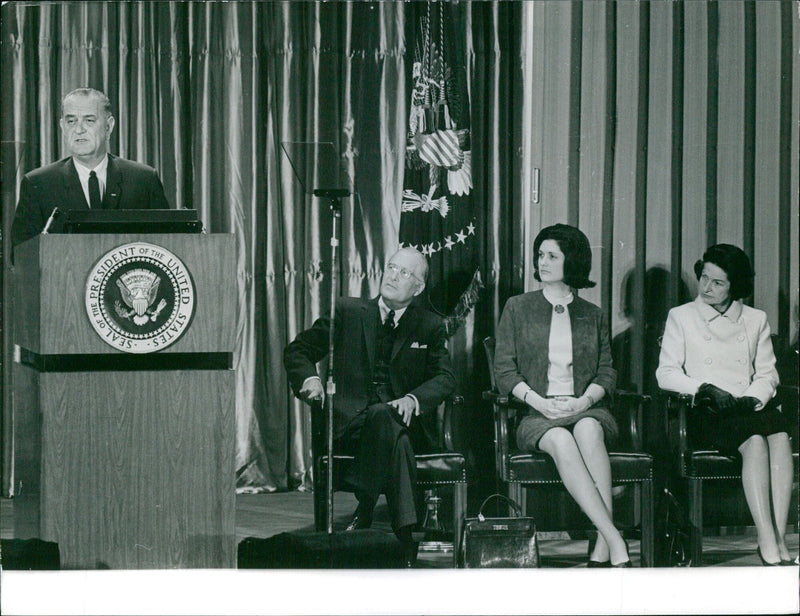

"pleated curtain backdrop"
[1,1,797,499]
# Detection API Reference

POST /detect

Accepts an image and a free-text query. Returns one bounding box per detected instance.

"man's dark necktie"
[371,309,396,404]
[89,170,101,209]
[383,309,395,332]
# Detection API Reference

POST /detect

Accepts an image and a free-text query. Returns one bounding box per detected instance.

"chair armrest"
[441,394,464,452]
[481,390,525,412]
[613,389,652,452]
[481,390,525,440]
[614,390,652,404]
[483,389,525,480]
[660,390,693,456]
[482,390,506,405]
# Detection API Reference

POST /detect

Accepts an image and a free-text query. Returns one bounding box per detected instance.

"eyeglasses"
[386,262,421,282]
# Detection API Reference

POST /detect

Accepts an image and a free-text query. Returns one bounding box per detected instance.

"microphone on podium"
[41,207,60,234]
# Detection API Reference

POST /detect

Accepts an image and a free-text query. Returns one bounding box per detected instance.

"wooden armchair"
[311,395,468,566]
[661,384,799,566]
[482,336,655,567]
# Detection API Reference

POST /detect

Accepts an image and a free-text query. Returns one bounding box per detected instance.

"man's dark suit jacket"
[11,154,171,251]
[284,296,456,451]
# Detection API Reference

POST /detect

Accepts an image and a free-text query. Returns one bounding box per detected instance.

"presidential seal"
[85,242,196,353]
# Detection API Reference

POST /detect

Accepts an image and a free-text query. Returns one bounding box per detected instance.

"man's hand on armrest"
[299,376,324,404]
[388,395,417,426]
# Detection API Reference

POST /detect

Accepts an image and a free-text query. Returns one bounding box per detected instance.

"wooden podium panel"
[11,233,237,569]
[15,367,235,569]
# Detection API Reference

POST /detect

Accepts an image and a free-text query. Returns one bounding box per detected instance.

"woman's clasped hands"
[525,391,591,419]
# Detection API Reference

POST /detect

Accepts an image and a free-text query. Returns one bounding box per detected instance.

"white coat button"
[738,358,746,364]
[704,335,712,341]
[737,335,745,342]
[704,358,713,365]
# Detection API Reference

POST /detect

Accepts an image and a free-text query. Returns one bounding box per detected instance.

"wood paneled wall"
[523,0,798,391]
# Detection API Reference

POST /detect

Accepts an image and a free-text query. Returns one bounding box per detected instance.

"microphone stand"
[314,188,349,535]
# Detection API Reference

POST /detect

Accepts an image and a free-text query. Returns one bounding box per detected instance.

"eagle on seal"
[116,269,161,326]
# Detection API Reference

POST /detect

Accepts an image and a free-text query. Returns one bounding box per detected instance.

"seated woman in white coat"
[656,244,793,566]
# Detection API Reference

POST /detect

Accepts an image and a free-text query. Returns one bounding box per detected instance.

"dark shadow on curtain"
[611,266,691,451]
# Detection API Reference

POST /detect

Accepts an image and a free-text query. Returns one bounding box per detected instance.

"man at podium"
[10,87,170,252]
[284,247,456,566]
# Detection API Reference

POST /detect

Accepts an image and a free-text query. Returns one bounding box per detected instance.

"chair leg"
[688,478,703,566]
[313,459,327,532]
[640,478,654,567]
[452,482,467,568]
[509,482,526,516]
[313,487,326,532]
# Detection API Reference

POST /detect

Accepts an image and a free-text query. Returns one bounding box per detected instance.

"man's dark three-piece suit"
[10,154,170,250]
[284,296,456,531]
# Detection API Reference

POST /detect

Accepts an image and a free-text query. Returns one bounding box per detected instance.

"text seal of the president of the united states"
[85,242,196,353]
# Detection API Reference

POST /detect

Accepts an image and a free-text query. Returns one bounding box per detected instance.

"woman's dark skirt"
[688,398,792,455]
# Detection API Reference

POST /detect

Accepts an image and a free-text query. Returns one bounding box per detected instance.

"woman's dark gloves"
[696,384,761,415]
[695,383,737,413]
[735,396,761,414]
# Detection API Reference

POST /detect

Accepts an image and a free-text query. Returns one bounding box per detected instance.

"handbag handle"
[477,493,523,521]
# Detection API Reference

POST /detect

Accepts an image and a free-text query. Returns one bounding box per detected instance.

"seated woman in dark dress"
[656,244,793,566]
[494,224,630,567]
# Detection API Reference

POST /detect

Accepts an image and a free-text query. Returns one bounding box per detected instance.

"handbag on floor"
[657,487,692,567]
[460,494,539,568]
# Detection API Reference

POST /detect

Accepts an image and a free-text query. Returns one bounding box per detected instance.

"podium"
[11,233,236,569]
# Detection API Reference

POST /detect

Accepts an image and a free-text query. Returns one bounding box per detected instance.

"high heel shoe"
[757,547,780,566]
[610,538,631,568]
[588,536,631,567]
[586,538,611,567]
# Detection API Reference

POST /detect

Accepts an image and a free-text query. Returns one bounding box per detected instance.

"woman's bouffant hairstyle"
[693,243,755,301]
[533,223,596,289]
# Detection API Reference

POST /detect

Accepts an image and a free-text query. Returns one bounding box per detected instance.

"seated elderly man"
[284,247,456,567]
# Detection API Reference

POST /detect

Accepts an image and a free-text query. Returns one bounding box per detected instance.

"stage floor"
[2,491,798,568]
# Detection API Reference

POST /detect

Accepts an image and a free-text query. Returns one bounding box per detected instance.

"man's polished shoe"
[587,559,611,568]
[345,506,373,531]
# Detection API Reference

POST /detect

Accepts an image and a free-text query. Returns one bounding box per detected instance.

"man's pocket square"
[410,342,428,349]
